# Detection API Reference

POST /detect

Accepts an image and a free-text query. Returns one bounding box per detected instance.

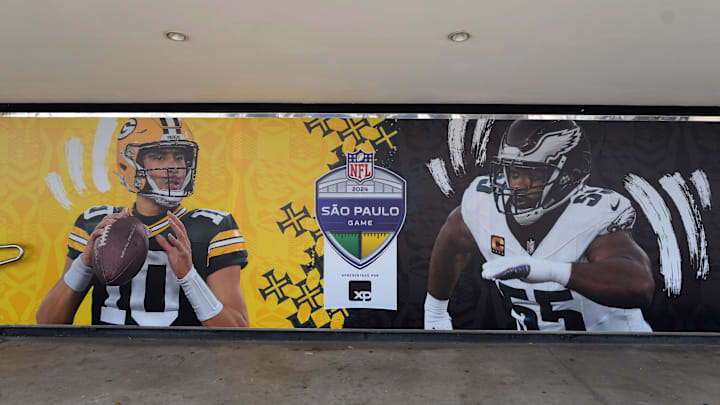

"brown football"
[93,215,149,285]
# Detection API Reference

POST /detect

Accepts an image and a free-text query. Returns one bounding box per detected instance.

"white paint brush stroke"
[625,173,682,296]
[690,169,712,210]
[478,119,493,167]
[427,158,453,197]
[471,119,485,161]
[65,137,87,194]
[92,117,117,192]
[45,172,72,210]
[660,173,709,280]
[447,119,467,176]
[472,119,493,167]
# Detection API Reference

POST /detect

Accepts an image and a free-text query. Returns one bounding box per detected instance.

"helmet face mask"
[115,118,199,207]
[490,120,591,225]
[136,142,197,199]
[492,161,554,210]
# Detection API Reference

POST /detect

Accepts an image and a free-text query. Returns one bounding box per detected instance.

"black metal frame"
[3,103,720,115]
[2,325,719,344]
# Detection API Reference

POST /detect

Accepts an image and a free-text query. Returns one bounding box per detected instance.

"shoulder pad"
[68,205,124,255]
[75,205,124,228]
[570,187,635,235]
[461,176,496,230]
[186,208,234,227]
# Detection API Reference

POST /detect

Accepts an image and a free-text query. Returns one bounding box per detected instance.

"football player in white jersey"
[424,120,655,331]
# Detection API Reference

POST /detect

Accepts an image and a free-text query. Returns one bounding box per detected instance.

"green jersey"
[67,204,248,326]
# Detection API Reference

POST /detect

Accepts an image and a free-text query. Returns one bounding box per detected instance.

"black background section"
[345,119,720,332]
[585,120,720,331]
[345,120,514,329]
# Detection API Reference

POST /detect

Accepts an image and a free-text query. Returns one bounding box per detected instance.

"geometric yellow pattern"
[0,117,392,327]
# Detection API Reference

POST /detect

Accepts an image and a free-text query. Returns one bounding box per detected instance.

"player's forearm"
[200,307,248,327]
[428,207,476,300]
[426,250,461,330]
[36,283,84,324]
[180,266,249,327]
[568,258,654,308]
[428,252,470,300]
[427,268,456,300]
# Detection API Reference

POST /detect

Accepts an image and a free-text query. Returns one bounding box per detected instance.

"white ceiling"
[1,0,718,105]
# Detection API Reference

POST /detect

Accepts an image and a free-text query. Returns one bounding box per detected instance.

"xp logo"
[315,149,407,269]
[349,281,372,301]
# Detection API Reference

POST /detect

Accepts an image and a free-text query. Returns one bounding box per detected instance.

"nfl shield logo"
[526,238,535,255]
[346,150,374,183]
[316,159,406,269]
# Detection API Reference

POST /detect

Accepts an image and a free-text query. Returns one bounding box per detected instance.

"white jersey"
[461,176,652,332]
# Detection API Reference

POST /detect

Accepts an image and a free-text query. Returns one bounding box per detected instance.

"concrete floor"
[0,336,718,405]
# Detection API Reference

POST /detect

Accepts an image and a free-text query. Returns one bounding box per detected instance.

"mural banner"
[0,116,718,332]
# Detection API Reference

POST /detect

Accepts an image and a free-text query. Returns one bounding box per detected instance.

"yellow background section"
[0,117,388,327]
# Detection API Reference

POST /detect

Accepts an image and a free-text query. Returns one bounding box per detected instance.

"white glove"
[481,256,572,286]
[424,292,453,330]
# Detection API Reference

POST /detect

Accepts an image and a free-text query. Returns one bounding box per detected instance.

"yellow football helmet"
[115,118,199,207]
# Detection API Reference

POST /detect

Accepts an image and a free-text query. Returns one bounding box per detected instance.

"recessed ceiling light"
[165,31,189,42]
[448,31,470,42]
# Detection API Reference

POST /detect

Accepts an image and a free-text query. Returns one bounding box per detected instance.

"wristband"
[550,262,572,286]
[482,257,573,286]
[424,292,452,330]
[178,267,224,322]
[63,255,94,292]
[424,292,449,314]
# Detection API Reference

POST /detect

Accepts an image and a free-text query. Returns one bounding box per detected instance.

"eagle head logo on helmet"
[490,120,591,225]
[114,118,199,207]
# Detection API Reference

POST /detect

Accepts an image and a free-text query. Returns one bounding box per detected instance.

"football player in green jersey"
[37,118,249,327]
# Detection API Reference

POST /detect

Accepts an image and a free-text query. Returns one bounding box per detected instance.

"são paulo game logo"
[315,150,407,269]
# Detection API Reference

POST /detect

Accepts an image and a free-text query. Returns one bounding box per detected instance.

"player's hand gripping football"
[481,256,572,286]
[156,211,193,279]
[81,211,129,267]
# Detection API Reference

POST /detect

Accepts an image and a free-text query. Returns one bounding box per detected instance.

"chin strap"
[514,208,544,226]
[145,193,184,207]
